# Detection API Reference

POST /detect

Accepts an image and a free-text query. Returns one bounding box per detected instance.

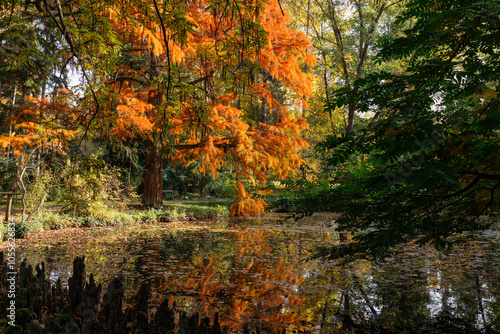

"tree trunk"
[142,53,164,206]
[6,85,17,159]
[142,141,164,206]
[346,102,355,133]
[302,0,310,119]
[261,70,269,124]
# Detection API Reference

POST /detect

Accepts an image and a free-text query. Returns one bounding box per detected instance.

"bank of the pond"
[0,201,231,240]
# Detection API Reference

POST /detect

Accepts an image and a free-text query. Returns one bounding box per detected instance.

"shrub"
[25,169,54,212]
[59,156,136,215]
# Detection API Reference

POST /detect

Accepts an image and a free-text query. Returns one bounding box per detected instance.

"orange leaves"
[111,88,155,140]
[104,2,193,62]
[96,0,314,212]
[140,25,164,57]
[178,95,310,216]
[1,94,77,156]
[255,0,316,103]
[248,121,309,179]
[231,181,267,216]
[161,229,305,330]
[198,136,223,175]
[103,5,164,57]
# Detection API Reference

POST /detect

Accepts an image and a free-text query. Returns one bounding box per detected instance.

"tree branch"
[152,0,172,101]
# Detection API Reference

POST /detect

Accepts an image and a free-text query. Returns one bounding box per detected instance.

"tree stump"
[68,256,86,319]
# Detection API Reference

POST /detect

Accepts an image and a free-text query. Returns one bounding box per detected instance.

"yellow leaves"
[469,88,499,116]
[141,25,164,57]
[16,121,41,133]
[469,88,498,102]
[168,39,186,64]
[481,88,498,100]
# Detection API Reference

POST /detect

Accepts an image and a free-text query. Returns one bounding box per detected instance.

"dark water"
[8,219,500,333]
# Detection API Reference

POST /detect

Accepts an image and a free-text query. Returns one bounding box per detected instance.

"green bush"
[32,211,74,230]
[141,207,164,223]
[80,201,136,226]
[5,199,231,238]
[163,203,229,219]
[59,156,136,215]
[205,172,236,198]
[0,223,6,241]
[162,161,236,198]
[25,169,53,211]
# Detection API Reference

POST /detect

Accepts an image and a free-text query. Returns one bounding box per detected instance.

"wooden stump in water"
[155,298,178,333]
[82,273,102,334]
[100,277,124,333]
[133,283,149,334]
[68,255,86,319]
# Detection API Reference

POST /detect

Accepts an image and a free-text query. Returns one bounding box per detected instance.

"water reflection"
[6,222,499,333]
[156,230,305,330]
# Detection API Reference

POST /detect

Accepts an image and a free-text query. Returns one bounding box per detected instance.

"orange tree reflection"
[160,229,305,331]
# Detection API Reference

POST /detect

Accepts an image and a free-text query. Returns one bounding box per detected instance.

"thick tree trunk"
[142,141,164,206]
[142,53,164,206]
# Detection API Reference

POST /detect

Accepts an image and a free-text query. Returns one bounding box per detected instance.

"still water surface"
[9,217,500,333]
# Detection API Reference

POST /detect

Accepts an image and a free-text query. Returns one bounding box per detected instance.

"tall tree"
[3,0,314,213]
[286,0,405,133]
[96,0,314,211]
[0,0,78,203]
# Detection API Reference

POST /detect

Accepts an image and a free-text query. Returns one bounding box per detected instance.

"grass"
[0,198,233,239]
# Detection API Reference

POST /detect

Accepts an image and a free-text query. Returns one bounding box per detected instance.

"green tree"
[286,0,406,134]
[296,0,500,260]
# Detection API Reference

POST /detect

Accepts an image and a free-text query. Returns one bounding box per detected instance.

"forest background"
[0,0,499,261]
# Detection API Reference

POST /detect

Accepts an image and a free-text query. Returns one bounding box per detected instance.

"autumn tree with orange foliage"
[3,0,314,215]
[92,0,315,213]
[0,90,77,157]
[0,89,78,221]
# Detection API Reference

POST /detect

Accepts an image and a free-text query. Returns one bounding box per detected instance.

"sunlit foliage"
[295,0,500,260]
[0,90,77,157]
[95,0,315,212]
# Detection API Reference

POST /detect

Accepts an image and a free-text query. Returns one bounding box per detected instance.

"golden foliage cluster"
[101,0,314,215]
[0,91,77,158]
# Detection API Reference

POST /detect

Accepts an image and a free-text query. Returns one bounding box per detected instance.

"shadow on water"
[7,219,500,333]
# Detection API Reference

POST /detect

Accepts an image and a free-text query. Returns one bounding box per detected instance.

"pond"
[4,215,500,333]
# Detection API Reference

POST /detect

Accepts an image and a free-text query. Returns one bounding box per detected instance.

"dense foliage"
[0,0,499,263]
[294,0,500,260]
[1,1,500,332]
[0,0,314,216]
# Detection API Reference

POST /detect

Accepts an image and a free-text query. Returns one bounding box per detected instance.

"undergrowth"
[3,202,231,239]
